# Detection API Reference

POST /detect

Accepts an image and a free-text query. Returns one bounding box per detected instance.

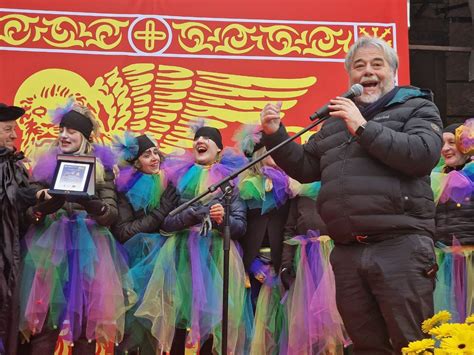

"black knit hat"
[136,134,156,158]
[443,123,462,134]
[194,126,223,149]
[0,103,24,122]
[60,110,93,140]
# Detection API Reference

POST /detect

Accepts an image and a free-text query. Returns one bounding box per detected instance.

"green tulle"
[250,281,286,355]
[135,229,251,354]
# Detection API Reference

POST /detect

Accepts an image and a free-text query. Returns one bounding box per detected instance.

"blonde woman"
[19,103,134,354]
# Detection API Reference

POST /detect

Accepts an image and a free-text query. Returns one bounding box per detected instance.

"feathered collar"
[239,166,320,214]
[161,148,247,202]
[116,165,166,212]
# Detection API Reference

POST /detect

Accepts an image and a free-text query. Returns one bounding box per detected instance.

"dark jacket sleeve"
[262,124,322,183]
[112,192,165,243]
[25,181,49,224]
[162,193,247,240]
[358,99,443,177]
[216,192,247,240]
[94,169,118,226]
[161,200,207,232]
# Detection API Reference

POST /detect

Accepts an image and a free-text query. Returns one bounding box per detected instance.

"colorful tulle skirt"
[120,232,168,352]
[284,232,349,355]
[249,273,286,355]
[434,239,474,322]
[19,212,136,345]
[135,228,253,354]
[248,231,349,355]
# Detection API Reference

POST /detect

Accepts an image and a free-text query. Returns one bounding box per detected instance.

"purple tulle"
[440,170,474,204]
[209,149,247,186]
[31,150,59,183]
[49,100,75,125]
[93,144,117,170]
[161,152,195,186]
[188,233,206,346]
[115,166,137,192]
[218,148,248,173]
[286,231,350,354]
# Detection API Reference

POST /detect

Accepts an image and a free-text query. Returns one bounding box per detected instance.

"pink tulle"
[439,170,474,204]
[286,234,350,354]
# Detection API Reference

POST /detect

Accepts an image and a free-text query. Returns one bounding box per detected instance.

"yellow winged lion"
[14,64,316,159]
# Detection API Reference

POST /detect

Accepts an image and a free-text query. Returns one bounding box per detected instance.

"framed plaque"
[48,155,96,197]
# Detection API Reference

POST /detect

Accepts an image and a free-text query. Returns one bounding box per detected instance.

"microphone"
[309,84,364,121]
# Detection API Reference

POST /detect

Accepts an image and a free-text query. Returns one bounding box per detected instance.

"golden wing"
[14,64,316,158]
[93,64,317,153]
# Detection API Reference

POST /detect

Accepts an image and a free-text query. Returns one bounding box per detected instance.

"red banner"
[0,0,409,160]
[0,1,408,353]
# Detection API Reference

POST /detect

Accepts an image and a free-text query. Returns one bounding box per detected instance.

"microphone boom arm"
[169,114,331,216]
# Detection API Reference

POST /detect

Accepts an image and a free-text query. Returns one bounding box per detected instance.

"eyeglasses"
[194,135,210,141]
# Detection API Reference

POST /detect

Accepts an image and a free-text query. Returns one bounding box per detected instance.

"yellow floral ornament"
[439,329,474,353]
[403,311,474,355]
[421,310,451,333]
[401,339,435,354]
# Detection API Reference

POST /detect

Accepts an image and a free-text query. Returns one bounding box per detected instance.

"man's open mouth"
[361,80,378,88]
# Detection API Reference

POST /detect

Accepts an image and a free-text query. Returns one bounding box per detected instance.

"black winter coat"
[112,184,179,243]
[0,148,30,355]
[240,202,290,272]
[435,165,474,245]
[263,86,443,244]
[280,196,328,268]
[435,196,474,245]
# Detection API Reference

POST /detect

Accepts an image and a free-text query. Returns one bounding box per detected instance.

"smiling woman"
[111,131,179,354]
[192,126,223,165]
[18,102,134,355]
[432,120,474,323]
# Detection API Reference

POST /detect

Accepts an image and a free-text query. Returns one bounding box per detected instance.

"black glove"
[280,265,296,291]
[33,194,65,217]
[77,197,107,216]
[151,184,180,221]
[16,187,38,210]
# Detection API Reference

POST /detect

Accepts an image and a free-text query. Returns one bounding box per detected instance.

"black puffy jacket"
[113,187,176,243]
[263,86,443,244]
[435,165,474,245]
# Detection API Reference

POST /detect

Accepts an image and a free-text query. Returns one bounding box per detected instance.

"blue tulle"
[125,173,163,212]
[434,244,459,320]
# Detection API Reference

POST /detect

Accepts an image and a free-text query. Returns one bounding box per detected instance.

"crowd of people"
[1,36,473,355]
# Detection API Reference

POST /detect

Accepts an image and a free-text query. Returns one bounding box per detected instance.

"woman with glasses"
[432,120,474,322]
[135,124,251,355]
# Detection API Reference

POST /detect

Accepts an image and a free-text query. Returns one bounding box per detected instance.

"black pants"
[330,234,436,354]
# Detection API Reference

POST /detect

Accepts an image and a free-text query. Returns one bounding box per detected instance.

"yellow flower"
[422,311,452,333]
[439,329,474,353]
[429,323,473,339]
[466,314,474,325]
[402,338,435,354]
